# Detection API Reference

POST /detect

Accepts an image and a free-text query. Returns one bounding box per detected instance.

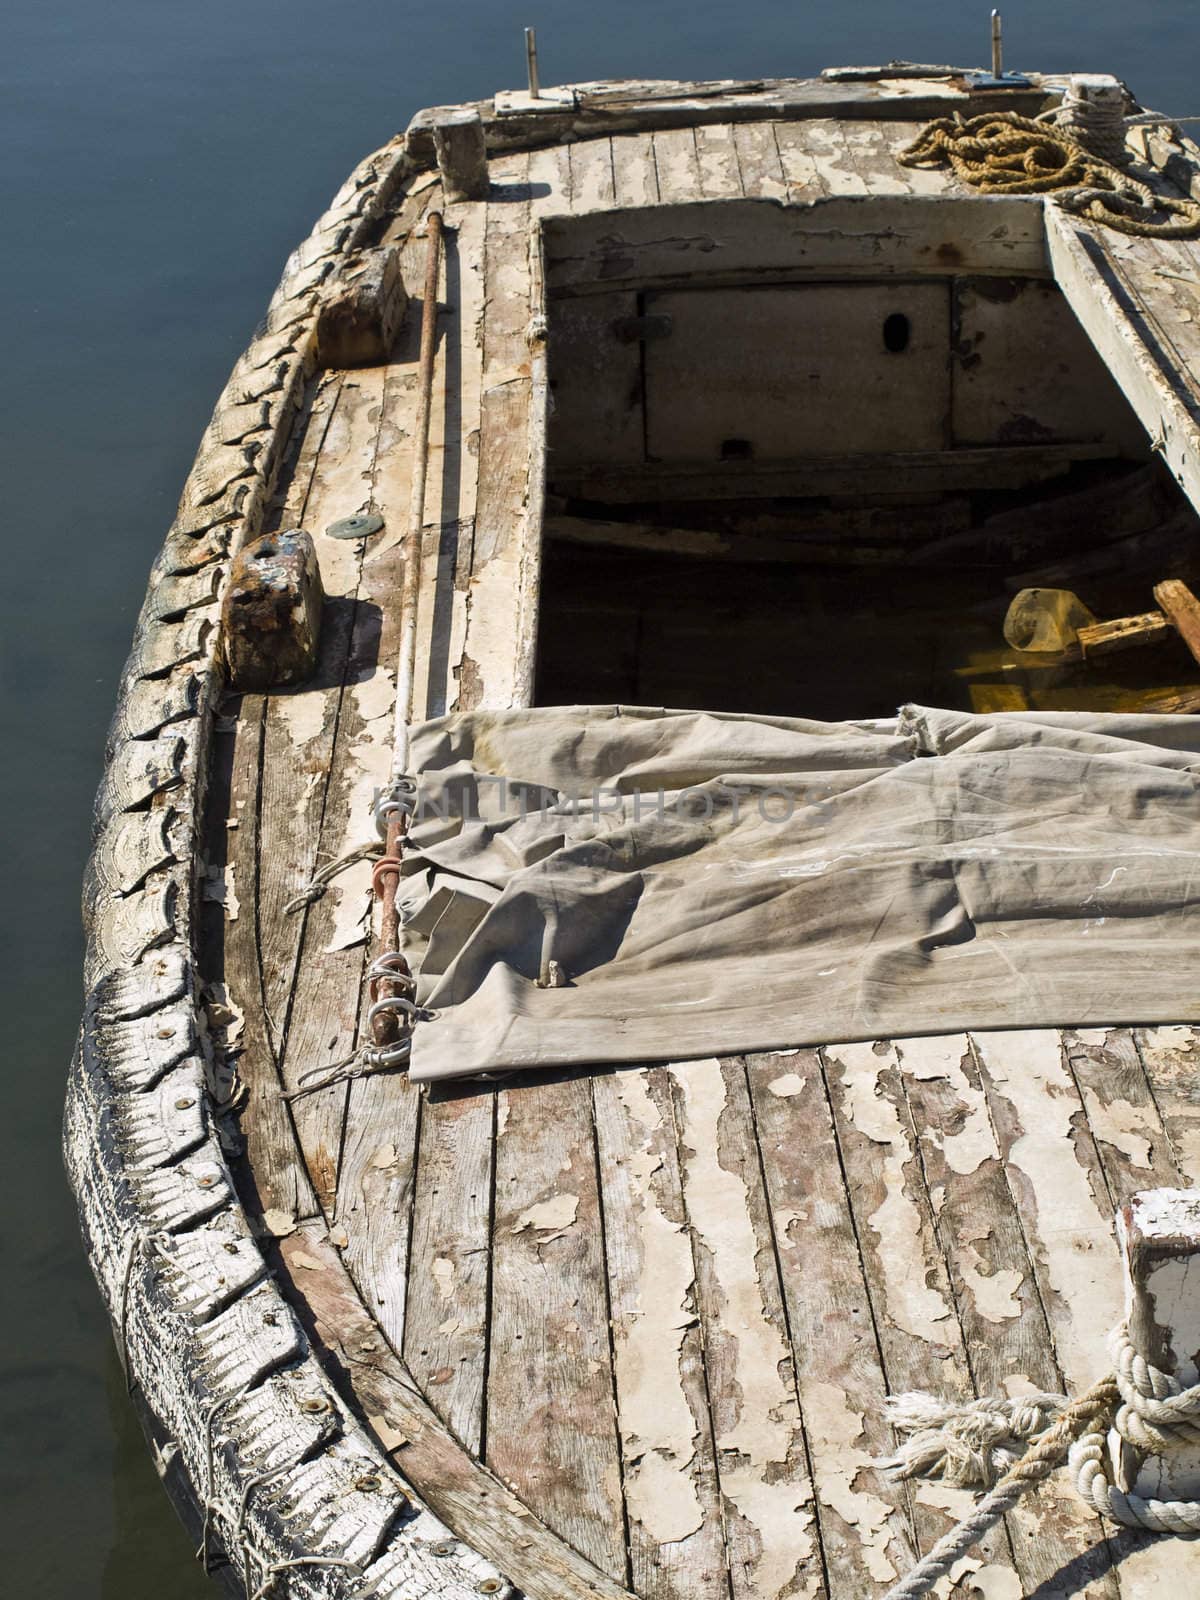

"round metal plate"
[326,513,384,540]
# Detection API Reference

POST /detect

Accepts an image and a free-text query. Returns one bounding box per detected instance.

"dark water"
[1,2,1194,1590]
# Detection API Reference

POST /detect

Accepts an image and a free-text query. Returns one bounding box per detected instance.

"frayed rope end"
[877,1390,1067,1489]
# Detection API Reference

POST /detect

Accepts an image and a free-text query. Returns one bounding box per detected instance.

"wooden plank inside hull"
[1046,207,1200,518]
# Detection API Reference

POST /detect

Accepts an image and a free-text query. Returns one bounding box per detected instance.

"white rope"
[248,1556,361,1600]
[1068,1323,1200,1535]
[880,1321,1200,1600]
[877,1389,1066,1487]
[1039,81,1133,166]
[1040,83,1200,168]
[282,841,382,915]
[282,956,425,1101]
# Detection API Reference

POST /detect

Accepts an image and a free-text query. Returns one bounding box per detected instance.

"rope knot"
[880,1321,1200,1599]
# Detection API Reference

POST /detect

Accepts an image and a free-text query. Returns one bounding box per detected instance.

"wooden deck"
[205,120,1200,1598]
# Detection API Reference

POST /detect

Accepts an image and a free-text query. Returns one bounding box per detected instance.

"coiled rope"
[897,111,1200,238]
[879,1321,1200,1600]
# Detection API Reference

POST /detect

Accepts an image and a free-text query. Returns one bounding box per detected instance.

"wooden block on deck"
[1117,1188,1200,1498]
[219,528,323,690]
[433,108,490,203]
[316,247,408,367]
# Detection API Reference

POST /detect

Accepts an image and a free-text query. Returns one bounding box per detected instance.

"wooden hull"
[69,69,1200,1598]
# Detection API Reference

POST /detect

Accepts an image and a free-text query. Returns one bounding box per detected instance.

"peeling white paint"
[915,1481,979,1519]
[511,1193,578,1238]
[974,1030,1122,1383]
[959,1561,1023,1600]
[1082,1092,1154,1170]
[349,667,395,725]
[609,1073,704,1547]
[1072,1027,1114,1047]
[203,862,240,922]
[670,1058,816,1597]
[432,1256,456,1301]
[832,1042,953,1344]
[275,688,328,747]
[801,1380,898,1583]
[900,1035,998,1177]
[1142,1026,1197,1053]
[958,1230,1023,1323]
[767,1072,807,1098]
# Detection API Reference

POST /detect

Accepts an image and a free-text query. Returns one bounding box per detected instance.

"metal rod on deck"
[373,210,443,1050]
[525,26,540,99]
[991,10,1003,80]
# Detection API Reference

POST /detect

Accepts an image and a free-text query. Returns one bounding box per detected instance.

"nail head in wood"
[220,528,324,691]
[433,108,489,204]
[316,246,408,368]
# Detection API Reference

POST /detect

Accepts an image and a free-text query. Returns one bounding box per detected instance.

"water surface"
[1,3,1192,1590]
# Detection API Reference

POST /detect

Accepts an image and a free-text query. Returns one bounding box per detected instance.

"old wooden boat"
[70,54,1200,1600]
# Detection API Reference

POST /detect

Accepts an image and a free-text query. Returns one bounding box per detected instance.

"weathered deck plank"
[1065,1027,1183,1202]
[458,149,535,713]
[694,122,744,199]
[732,120,786,199]
[612,131,661,208]
[771,118,830,199]
[405,192,486,720]
[592,1067,727,1600]
[262,367,389,1209]
[488,1070,628,1582]
[569,136,617,211]
[651,126,702,203]
[206,695,320,1225]
[824,1039,1020,1582]
[899,1034,1121,1597]
[403,1084,495,1453]
[669,1058,821,1600]
[745,1050,918,1595]
[973,1028,1186,1597]
[1135,1026,1200,1184]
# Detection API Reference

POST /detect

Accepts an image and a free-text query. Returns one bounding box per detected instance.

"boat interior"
[536,206,1200,720]
[192,107,1200,1599]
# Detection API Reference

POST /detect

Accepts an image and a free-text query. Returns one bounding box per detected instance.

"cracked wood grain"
[592,1066,726,1598]
[899,1034,1120,1598]
[1134,1027,1200,1184]
[973,1027,1184,1598]
[403,1083,495,1453]
[488,1069,627,1583]
[745,1049,917,1594]
[824,1038,1020,1583]
[669,1057,821,1600]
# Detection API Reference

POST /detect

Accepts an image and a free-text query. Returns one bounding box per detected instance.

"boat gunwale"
[64,126,526,1600]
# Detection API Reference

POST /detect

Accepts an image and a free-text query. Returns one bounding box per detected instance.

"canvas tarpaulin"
[397,702,1200,1082]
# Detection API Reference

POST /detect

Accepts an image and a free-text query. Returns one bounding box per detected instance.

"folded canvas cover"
[398,703,1200,1082]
